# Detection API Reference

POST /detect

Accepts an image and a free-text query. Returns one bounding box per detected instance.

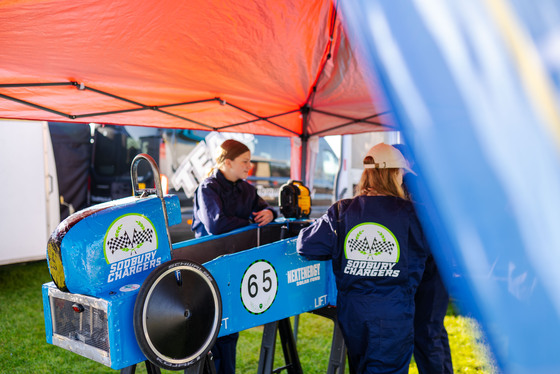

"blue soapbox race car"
[42,154,344,373]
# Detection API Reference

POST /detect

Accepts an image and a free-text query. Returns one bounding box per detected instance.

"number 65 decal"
[240,260,278,314]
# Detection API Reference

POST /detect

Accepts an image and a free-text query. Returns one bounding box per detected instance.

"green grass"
[0,261,497,373]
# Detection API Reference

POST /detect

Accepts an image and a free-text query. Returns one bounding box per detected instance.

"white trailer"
[335,131,402,200]
[0,119,60,265]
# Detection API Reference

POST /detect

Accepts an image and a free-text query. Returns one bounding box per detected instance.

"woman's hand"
[253,209,274,226]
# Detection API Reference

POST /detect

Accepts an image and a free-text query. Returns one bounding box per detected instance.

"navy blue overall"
[192,169,276,374]
[401,171,453,374]
[414,255,453,374]
[192,169,275,238]
[297,196,428,374]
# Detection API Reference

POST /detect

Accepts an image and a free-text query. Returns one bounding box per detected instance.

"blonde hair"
[208,139,250,176]
[355,156,406,199]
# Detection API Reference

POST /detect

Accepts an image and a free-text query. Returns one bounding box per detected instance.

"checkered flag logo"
[370,237,395,256]
[107,232,133,254]
[348,237,371,254]
[345,223,399,263]
[104,214,159,263]
[348,237,395,256]
[133,228,154,247]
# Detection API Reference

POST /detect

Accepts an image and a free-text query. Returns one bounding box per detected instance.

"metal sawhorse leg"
[258,318,303,374]
[257,308,347,374]
[183,352,217,374]
[311,307,347,374]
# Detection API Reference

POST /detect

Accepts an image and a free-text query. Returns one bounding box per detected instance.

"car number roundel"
[240,260,278,315]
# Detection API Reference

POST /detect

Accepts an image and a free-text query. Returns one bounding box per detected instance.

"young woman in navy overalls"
[192,139,276,374]
[297,143,429,373]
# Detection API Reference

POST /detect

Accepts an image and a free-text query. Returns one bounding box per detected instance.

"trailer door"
[0,120,60,265]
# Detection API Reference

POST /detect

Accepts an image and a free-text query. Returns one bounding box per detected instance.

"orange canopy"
[0,0,393,137]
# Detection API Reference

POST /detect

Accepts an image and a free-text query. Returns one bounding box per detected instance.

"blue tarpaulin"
[340,1,560,373]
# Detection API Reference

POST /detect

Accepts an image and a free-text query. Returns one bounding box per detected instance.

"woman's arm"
[296,211,337,261]
[196,184,251,235]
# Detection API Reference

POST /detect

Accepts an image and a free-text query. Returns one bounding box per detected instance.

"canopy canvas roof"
[0,0,393,138]
[3,1,560,373]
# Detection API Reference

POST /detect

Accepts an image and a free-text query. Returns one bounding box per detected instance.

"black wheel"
[133,260,222,370]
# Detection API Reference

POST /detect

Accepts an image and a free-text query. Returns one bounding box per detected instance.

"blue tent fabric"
[339,1,560,373]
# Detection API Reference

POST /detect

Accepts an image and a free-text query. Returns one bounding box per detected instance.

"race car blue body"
[42,193,335,370]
